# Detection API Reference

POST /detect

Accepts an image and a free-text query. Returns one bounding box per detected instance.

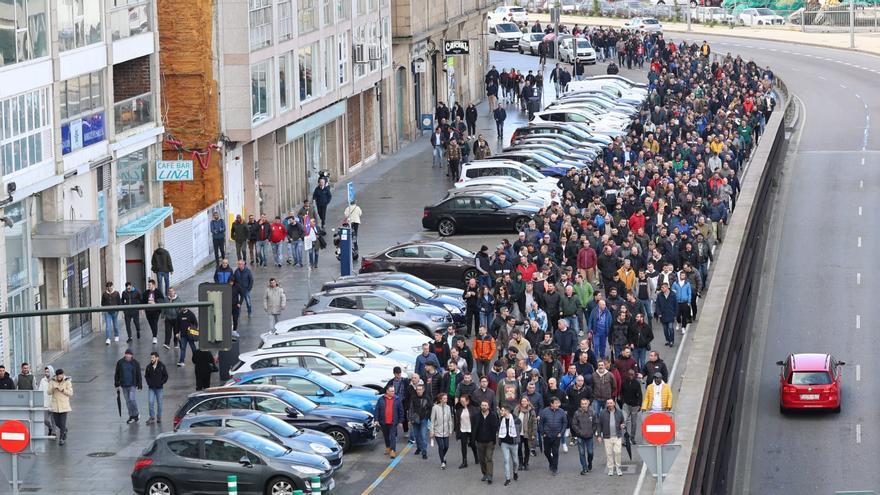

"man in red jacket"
[269,216,287,267]
[577,241,598,287]
[628,207,646,235]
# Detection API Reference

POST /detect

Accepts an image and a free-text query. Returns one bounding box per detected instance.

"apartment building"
[0,0,166,367]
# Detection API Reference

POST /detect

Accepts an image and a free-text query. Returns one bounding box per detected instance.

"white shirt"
[460,408,471,433]
[651,383,664,411]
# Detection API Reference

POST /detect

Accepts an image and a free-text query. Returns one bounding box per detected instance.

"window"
[226,420,272,439]
[227,396,254,409]
[57,0,102,52]
[322,37,334,94]
[4,201,28,292]
[386,246,418,258]
[298,0,316,34]
[337,31,349,86]
[191,419,223,428]
[0,0,48,66]
[298,43,317,102]
[242,376,272,384]
[278,53,291,112]
[191,398,226,414]
[453,198,472,209]
[250,60,272,124]
[302,356,335,374]
[204,440,248,463]
[356,0,366,16]
[248,0,272,50]
[116,148,150,216]
[60,71,105,154]
[354,25,366,79]
[368,0,377,12]
[361,296,389,311]
[382,16,390,68]
[369,22,379,72]
[789,372,833,385]
[0,87,52,177]
[423,246,456,259]
[290,338,321,346]
[322,0,332,26]
[277,0,293,41]
[254,397,289,414]
[109,0,150,41]
[324,339,358,356]
[329,296,356,309]
[336,0,350,21]
[252,358,278,369]
[167,440,201,459]
[278,376,323,396]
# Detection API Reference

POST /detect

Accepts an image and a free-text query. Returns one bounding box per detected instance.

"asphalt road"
[672,34,880,494]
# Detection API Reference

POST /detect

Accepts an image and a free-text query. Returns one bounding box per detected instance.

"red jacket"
[269,223,286,243]
[628,213,646,234]
[577,247,597,270]
[516,262,537,282]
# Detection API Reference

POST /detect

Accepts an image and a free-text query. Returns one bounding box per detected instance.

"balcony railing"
[114,92,154,132]
[110,2,151,42]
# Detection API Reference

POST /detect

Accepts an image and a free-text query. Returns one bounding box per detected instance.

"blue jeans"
[640,298,653,319]
[104,312,119,339]
[411,420,429,454]
[577,436,594,470]
[436,436,450,463]
[662,321,675,345]
[288,239,304,266]
[480,313,492,329]
[593,332,608,359]
[613,344,624,359]
[242,291,252,314]
[179,332,198,364]
[148,388,164,420]
[308,248,319,268]
[272,242,284,265]
[155,272,170,296]
[501,442,518,480]
[123,386,139,418]
[564,316,579,334]
[432,146,443,166]
[256,240,269,266]
[477,274,493,289]
[592,399,603,419]
[634,347,647,371]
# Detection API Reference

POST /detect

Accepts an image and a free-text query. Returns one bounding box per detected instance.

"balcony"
[114,92,153,133]
[110,2,152,41]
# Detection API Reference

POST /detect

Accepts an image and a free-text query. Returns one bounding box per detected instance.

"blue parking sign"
[347,181,355,204]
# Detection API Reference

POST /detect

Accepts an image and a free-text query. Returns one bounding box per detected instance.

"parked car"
[531,109,631,134]
[359,240,479,288]
[696,6,734,23]
[131,428,334,495]
[488,22,523,51]
[623,17,664,32]
[175,409,344,471]
[269,313,430,354]
[558,37,598,64]
[229,368,379,414]
[172,385,377,451]
[303,287,453,335]
[485,152,582,177]
[488,5,529,24]
[739,7,784,25]
[321,277,466,325]
[334,272,462,299]
[422,190,537,237]
[459,159,562,191]
[519,32,545,55]
[452,176,558,205]
[232,348,394,391]
[259,330,416,370]
[446,184,547,210]
[776,353,844,413]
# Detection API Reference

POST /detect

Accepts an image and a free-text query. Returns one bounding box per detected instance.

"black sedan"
[359,240,478,288]
[422,191,537,237]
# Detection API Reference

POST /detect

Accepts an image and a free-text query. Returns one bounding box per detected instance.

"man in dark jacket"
[620,368,642,442]
[541,285,562,331]
[192,349,214,391]
[121,282,142,343]
[553,320,578,370]
[114,349,142,423]
[213,258,233,285]
[230,215,250,264]
[15,363,34,390]
[538,396,567,475]
[232,259,254,316]
[0,366,16,389]
[463,278,480,338]
[465,103,478,136]
[571,397,597,474]
[150,243,174,295]
[144,352,168,424]
[655,282,678,347]
[473,399,500,484]
[408,383,432,458]
[493,105,507,139]
[376,385,405,458]
[142,279,164,345]
[628,313,654,370]
[210,211,226,264]
[246,214,260,265]
[311,176,332,227]
[642,351,669,386]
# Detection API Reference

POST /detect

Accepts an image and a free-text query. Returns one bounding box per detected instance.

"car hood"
[412,303,450,317]
[505,203,541,214]
[338,385,382,403]
[276,450,333,472]
[430,294,466,309]
[288,429,344,455]
[376,332,431,353]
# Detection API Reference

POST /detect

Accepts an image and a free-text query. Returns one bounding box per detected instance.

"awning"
[33,220,102,258]
[116,206,173,237]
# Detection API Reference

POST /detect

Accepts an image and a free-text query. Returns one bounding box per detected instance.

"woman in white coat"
[429,392,454,470]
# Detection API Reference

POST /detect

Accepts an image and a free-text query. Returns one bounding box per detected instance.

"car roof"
[789,353,831,371]
[263,329,364,343]
[181,409,264,421]
[187,384,287,398]
[157,428,236,441]
[240,346,334,358]
[235,367,315,379]
[315,286,396,297]
[279,313,362,325]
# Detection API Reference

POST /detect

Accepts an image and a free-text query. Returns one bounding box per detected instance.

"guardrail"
[660,76,793,494]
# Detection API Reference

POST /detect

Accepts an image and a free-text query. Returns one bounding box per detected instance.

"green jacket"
[573,281,594,307]
[508,279,526,301]
[559,293,581,318]
[231,221,250,242]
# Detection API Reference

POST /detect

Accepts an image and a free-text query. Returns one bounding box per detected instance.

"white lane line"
[860,180,864,189]
[817,75,827,80]
[857,424,862,444]
[841,84,848,89]
[855,93,862,99]
[856,314,861,329]
[857,272,862,285]
[856,364,861,381]
[858,236,862,248]
[858,206,863,216]
[862,157,867,165]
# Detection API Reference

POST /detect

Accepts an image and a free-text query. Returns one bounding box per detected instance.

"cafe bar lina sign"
[156,160,194,181]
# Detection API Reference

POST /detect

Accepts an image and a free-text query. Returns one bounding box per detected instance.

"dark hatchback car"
[132,428,334,495]
[172,385,375,452]
[359,240,478,288]
[422,192,537,237]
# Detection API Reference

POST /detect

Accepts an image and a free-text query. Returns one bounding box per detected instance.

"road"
[677,35,880,493]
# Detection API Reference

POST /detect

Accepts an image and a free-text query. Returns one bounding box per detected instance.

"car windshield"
[576,39,592,49]
[396,281,434,299]
[226,430,288,457]
[789,371,832,385]
[323,349,363,372]
[359,313,396,332]
[304,370,350,392]
[436,242,474,259]
[254,412,303,438]
[756,8,774,14]
[486,194,512,208]
[643,18,659,24]
[496,23,519,33]
[510,6,525,11]
[380,290,416,309]
[349,334,391,355]
[276,389,319,411]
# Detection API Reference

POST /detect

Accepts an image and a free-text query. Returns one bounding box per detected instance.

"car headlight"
[310,442,333,455]
[347,421,366,430]
[294,466,324,476]
[443,304,461,314]
[430,316,445,322]
[412,346,422,354]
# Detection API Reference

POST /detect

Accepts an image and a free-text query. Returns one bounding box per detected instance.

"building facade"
[0,0,166,368]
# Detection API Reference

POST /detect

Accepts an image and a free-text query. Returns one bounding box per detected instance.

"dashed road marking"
[857,272,862,285]
[856,314,861,329]
[817,75,827,80]
[856,364,861,381]
[858,236,862,248]
[858,206,863,216]
[860,180,864,188]
[841,84,848,89]
[862,157,867,165]
[857,424,862,444]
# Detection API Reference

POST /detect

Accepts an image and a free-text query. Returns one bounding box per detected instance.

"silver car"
[269,313,430,355]
[260,330,416,371]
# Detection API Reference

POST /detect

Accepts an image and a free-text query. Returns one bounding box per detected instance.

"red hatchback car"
[776,353,845,413]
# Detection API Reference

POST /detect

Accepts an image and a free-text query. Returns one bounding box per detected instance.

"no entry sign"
[0,421,29,454]
[642,412,675,446]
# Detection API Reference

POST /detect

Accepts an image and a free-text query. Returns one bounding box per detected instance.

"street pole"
[687,2,692,32]
[11,454,18,495]
[656,445,663,492]
[850,0,855,48]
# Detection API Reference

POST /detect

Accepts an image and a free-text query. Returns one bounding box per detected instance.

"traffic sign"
[637,444,681,477]
[0,421,29,454]
[642,412,675,445]
[347,182,355,204]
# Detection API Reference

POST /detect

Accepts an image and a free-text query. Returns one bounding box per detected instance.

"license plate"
[800,394,819,400]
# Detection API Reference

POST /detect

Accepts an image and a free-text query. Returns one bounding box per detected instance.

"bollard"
[227,475,237,494]
[310,476,322,494]
[293,491,304,495]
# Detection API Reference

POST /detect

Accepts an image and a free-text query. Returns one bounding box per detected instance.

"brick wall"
[347,94,362,165]
[113,55,152,102]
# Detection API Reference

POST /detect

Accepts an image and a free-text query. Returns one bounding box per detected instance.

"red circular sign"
[0,420,30,453]
[641,412,675,446]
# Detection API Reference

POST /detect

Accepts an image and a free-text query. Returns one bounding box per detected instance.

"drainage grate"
[87,452,116,458]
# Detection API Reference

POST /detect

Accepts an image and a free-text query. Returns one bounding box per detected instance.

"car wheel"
[146,478,176,495]
[463,268,479,286]
[437,219,456,237]
[514,216,530,233]
[757,20,763,25]
[657,0,665,4]
[833,404,841,414]
[266,476,297,495]
[411,324,432,337]
[779,403,786,414]
[519,46,524,54]
[530,48,535,55]
[494,41,500,50]
[325,426,351,452]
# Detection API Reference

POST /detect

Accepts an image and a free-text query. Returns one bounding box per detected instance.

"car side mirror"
[838,361,846,366]
[775,361,784,366]
[331,368,345,376]
[385,305,397,316]
[315,388,326,397]
[285,406,299,417]
[443,253,453,262]
[356,351,368,359]
[239,455,253,468]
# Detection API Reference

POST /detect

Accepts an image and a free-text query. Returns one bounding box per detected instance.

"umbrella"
[623,431,633,460]
[116,389,122,417]
[542,33,556,43]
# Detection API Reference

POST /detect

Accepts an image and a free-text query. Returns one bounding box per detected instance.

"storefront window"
[298,43,317,102]
[251,59,272,124]
[57,0,103,52]
[116,148,150,216]
[4,201,28,292]
[0,0,48,66]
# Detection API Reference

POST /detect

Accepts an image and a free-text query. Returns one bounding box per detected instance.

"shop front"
[3,200,36,370]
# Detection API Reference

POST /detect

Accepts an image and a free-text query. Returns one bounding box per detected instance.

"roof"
[187,384,286,397]
[790,353,830,371]
[234,367,314,378]
[277,313,362,326]
[240,346,333,358]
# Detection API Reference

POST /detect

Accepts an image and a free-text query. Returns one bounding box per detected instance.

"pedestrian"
[376,385,404,458]
[621,368,643,442]
[255,213,271,267]
[176,308,199,367]
[102,281,121,345]
[162,287,180,350]
[232,259,254,316]
[231,214,250,263]
[446,138,462,179]
[246,214,259,265]
[591,360,616,418]
[513,395,536,471]
[192,349,215,391]
[473,326,496,379]
[213,258,233,284]
[342,200,363,238]
[655,283,677,347]
[150,243,173,295]
[454,394,480,468]
[538,396,567,475]
[642,372,673,412]
[38,366,55,436]
[142,279,164,345]
[673,271,693,335]
[493,105,507,139]
[497,404,521,486]
[465,103,478,136]
[409,383,432,459]
[47,368,72,445]
[269,216,287,267]
[430,392,454,469]
[15,362,34,390]
[312,176,332,227]
[114,348,142,424]
[263,278,287,325]
[121,282,142,343]
[304,217,322,269]
[210,210,226,264]
[473,399,500,484]
[571,397,597,474]
[588,299,613,359]
[597,398,625,476]
[0,365,14,389]
[473,135,492,160]
[144,351,168,424]
[430,127,446,168]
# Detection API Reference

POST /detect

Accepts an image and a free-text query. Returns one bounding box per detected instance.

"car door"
[449,197,477,232]
[202,439,264,494]
[164,439,207,494]
[277,375,334,405]
[420,244,466,286]
[472,196,507,230]
[359,294,402,326]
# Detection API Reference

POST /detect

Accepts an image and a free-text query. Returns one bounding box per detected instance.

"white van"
[488,5,529,24]
[460,160,560,192]
[488,22,523,51]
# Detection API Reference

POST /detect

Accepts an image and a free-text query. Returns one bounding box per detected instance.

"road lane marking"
[361,443,413,495]
[817,75,826,80]
[857,272,862,285]
[856,364,861,381]
[858,236,862,248]
[857,424,862,444]
[856,314,861,329]
[841,84,848,89]
[860,180,864,189]
[862,157,866,165]
[858,206,863,216]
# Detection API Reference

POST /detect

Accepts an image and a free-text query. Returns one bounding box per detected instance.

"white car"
[532,110,631,133]
[738,7,784,25]
[519,32,545,55]
[566,80,648,100]
[696,6,734,23]
[459,160,561,192]
[452,176,557,205]
[623,17,663,32]
[259,330,417,371]
[269,313,430,355]
[488,22,523,51]
[558,37,598,65]
[232,347,394,391]
[489,5,528,24]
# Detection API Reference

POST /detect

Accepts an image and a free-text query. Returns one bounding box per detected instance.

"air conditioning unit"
[368,44,381,61]
[353,44,367,64]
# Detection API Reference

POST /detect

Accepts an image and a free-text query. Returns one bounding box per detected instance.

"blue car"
[229,368,380,414]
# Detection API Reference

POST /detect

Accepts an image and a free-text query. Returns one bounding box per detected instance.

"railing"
[114,92,154,132]
[109,1,151,41]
